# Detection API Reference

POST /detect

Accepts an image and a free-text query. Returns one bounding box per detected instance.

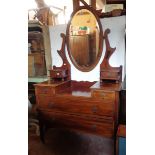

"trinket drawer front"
[35,80,121,138]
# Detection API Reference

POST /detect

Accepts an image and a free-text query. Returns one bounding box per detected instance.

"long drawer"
[37,95,114,117]
[39,110,114,138]
[91,90,115,101]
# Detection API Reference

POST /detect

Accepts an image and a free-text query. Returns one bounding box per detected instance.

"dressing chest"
[35,80,121,139]
[34,5,123,155]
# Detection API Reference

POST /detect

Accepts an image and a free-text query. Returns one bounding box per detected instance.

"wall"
[49,16,126,82]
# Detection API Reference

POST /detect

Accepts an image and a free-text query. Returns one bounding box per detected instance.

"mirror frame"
[66,6,103,72]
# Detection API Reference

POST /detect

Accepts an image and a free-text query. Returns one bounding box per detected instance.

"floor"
[29,128,114,155]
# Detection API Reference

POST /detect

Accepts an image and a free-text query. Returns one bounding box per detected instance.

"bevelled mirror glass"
[66,7,103,72]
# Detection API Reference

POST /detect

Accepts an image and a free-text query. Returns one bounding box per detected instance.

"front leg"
[114,135,117,155]
[39,120,46,143]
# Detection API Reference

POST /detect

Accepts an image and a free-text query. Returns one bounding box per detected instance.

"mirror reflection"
[69,9,100,68]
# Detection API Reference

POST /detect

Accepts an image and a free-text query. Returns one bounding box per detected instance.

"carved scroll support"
[56,33,70,68]
[100,29,122,83]
[76,0,126,18]
[50,33,71,81]
[102,29,116,69]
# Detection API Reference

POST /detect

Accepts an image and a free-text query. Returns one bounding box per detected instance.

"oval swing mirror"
[66,7,103,72]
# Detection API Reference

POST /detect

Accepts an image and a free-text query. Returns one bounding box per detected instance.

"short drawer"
[92,90,115,101]
[40,111,114,137]
[50,70,67,78]
[37,96,114,117]
[101,71,118,79]
[35,86,54,95]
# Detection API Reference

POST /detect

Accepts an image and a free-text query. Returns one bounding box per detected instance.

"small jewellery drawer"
[92,90,115,101]
[40,111,114,137]
[35,86,54,95]
[50,69,68,78]
[101,71,118,79]
[37,96,114,117]
[51,71,63,78]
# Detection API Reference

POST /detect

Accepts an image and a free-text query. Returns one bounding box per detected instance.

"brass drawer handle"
[91,106,98,113]
[91,124,97,131]
[48,102,55,108]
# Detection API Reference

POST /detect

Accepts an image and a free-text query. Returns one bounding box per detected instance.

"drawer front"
[92,90,115,101]
[40,111,114,137]
[101,71,118,79]
[50,71,66,78]
[35,86,54,95]
[37,96,114,117]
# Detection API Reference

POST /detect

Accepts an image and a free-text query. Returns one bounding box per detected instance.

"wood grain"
[35,80,121,141]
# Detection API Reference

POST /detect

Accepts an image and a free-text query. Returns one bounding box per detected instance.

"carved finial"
[60,33,65,38]
[104,28,110,35]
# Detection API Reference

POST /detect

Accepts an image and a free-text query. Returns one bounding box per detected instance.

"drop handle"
[48,102,55,108]
[91,106,98,113]
[91,124,97,131]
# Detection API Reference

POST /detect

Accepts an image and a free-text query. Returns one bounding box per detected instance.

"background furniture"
[28,77,48,105]
[116,125,126,155]
[28,99,39,136]
[28,24,47,77]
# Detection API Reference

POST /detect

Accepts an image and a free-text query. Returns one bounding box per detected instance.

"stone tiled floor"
[29,128,114,155]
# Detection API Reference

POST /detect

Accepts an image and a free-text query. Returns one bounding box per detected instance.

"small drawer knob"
[48,102,55,108]
[91,106,98,113]
[56,73,60,75]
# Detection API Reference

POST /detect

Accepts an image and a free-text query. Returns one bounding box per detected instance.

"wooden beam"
[106,0,126,4]
[35,0,47,8]
[106,0,126,9]
[96,0,106,10]
[99,9,126,18]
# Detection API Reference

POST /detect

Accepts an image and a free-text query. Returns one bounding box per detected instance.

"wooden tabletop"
[90,81,122,91]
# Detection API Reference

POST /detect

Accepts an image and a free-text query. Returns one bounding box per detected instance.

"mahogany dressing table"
[34,5,123,155]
